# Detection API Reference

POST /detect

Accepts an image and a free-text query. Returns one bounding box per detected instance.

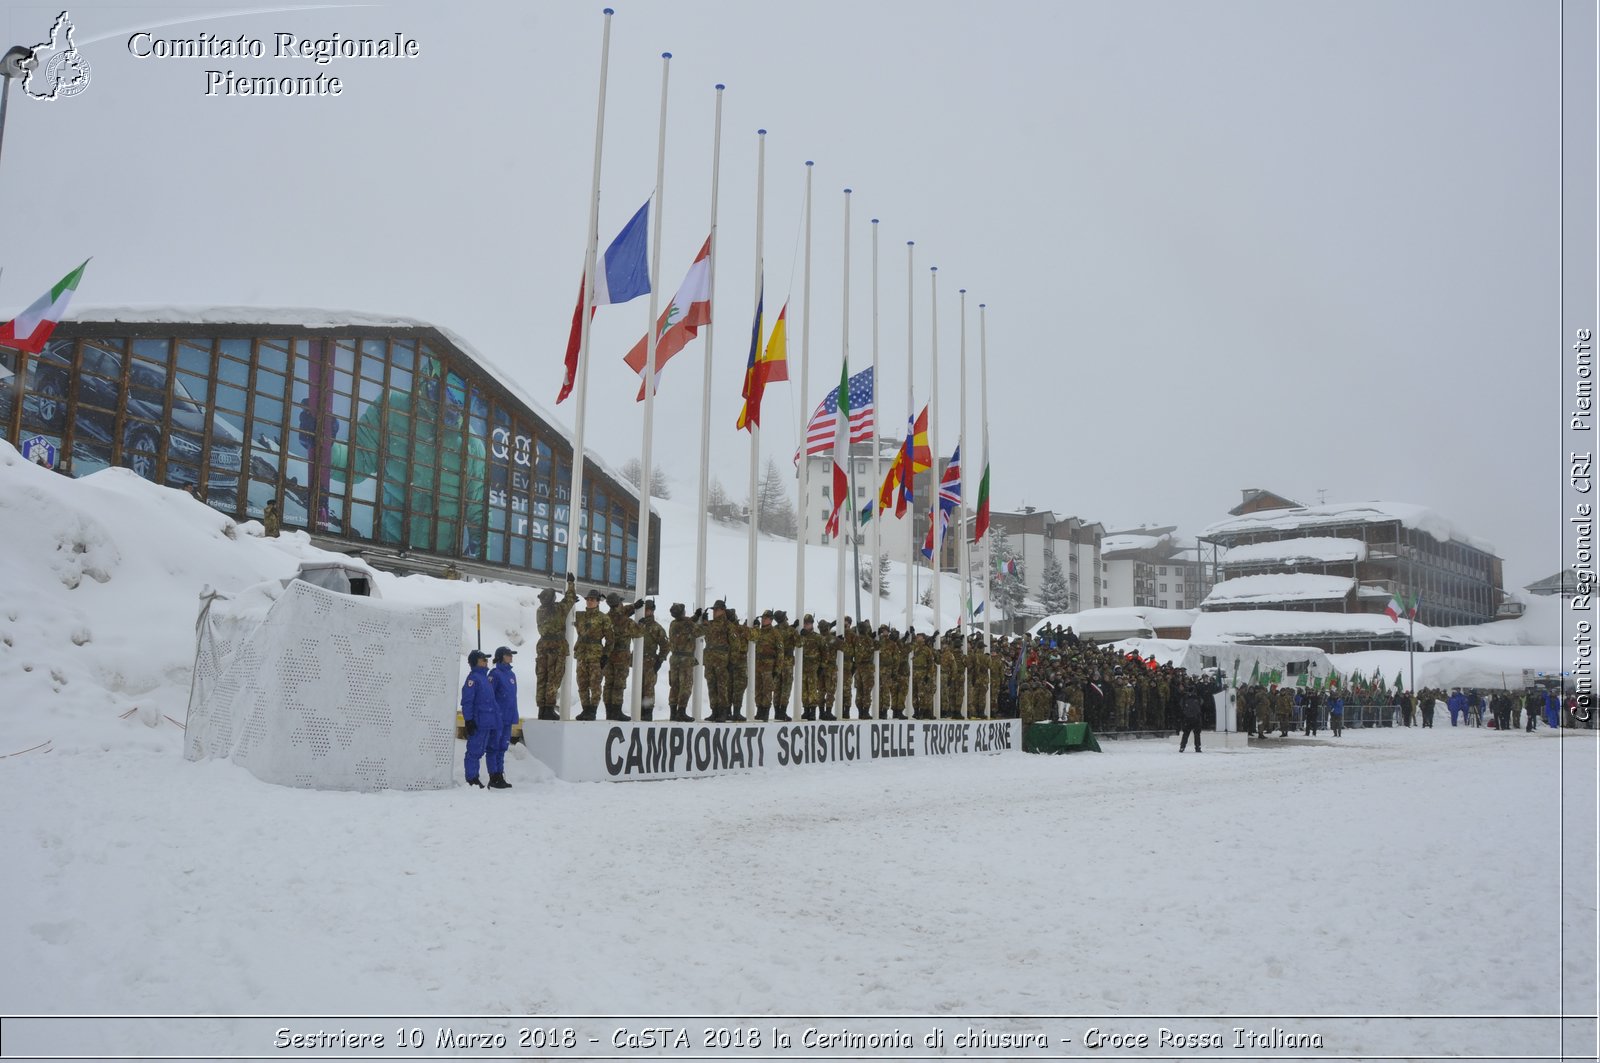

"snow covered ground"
[1,444,1595,1061]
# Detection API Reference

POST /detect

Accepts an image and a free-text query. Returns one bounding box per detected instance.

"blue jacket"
[1327,696,1344,716]
[460,665,496,726]
[491,661,520,727]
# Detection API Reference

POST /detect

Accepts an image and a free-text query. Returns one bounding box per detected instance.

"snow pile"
[1220,535,1368,565]
[1202,572,1356,605]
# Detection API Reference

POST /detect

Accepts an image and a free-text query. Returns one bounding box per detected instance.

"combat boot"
[537,706,560,721]
[575,706,597,721]
[731,708,748,722]
[605,706,629,722]
[640,707,654,721]
[755,708,769,721]
[488,773,512,789]
[773,709,792,722]
[819,708,837,721]
[801,706,816,721]
[892,709,908,720]
[465,777,485,788]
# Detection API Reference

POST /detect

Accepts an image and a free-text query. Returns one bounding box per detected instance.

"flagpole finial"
[930,266,938,272]
[603,6,614,13]
[871,218,879,225]
[979,302,986,308]
[806,160,814,167]
[662,51,671,58]
[715,83,725,90]
[907,240,914,246]
[959,288,966,294]
[757,128,765,135]
[844,187,852,194]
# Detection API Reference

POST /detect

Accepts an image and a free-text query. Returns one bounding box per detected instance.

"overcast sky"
[0,0,1567,590]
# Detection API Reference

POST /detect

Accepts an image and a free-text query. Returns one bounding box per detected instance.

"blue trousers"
[464,723,503,781]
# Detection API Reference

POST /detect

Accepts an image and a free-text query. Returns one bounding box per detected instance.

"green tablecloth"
[1024,721,1102,754]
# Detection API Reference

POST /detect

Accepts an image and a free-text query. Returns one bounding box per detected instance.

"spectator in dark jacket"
[1178,685,1203,753]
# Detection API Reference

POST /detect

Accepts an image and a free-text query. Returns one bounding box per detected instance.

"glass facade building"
[0,314,657,590]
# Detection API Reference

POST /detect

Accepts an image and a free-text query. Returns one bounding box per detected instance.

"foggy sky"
[0,0,1565,591]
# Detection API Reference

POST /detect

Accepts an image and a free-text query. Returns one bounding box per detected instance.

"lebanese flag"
[624,236,711,400]
[0,260,89,353]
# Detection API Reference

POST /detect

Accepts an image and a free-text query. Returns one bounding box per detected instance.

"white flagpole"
[836,189,850,631]
[691,88,728,722]
[980,302,992,711]
[928,264,941,717]
[562,7,615,721]
[869,216,881,719]
[793,160,813,714]
[744,126,765,721]
[957,287,969,714]
[631,51,671,719]
[905,240,915,637]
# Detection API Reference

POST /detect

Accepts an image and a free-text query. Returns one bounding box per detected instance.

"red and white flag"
[623,236,711,400]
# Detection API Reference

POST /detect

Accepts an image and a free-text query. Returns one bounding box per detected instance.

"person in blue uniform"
[488,646,519,788]
[461,649,497,788]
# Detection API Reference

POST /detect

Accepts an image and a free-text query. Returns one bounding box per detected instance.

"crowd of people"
[1236,683,1575,737]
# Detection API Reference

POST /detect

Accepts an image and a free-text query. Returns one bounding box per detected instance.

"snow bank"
[1203,572,1356,605]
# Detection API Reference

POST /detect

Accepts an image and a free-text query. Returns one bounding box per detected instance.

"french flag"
[557,200,652,403]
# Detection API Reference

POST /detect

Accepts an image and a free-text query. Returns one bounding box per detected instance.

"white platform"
[522,718,1022,782]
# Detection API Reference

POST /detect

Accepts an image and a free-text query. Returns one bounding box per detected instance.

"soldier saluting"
[534,572,578,720]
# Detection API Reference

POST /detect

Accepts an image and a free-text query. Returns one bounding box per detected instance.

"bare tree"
[619,458,672,499]
[755,458,797,538]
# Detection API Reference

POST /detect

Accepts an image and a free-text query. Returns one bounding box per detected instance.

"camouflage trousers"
[575,655,603,708]
[818,663,839,711]
[774,663,795,714]
[940,671,963,717]
[881,678,905,716]
[702,651,729,710]
[602,658,630,708]
[729,667,748,714]
[839,664,855,711]
[911,673,935,717]
[853,666,874,716]
[968,675,989,718]
[668,654,696,710]
[754,657,777,711]
[801,668,823,709]
[535,638,567,708]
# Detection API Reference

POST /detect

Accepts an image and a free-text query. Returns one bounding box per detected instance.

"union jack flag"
[920,443,961,559]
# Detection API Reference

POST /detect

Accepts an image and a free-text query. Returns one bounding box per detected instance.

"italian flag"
[0,260,89,353]
[973,459,991,542]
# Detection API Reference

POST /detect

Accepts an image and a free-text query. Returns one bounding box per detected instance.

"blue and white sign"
[20,435,57,469]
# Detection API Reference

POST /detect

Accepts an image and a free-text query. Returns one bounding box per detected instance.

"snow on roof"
[1202,500,1496,555]
[1101,533,1167,555]
[66,305,648,512]
[1191,608,1443,649]
[1221,536,1367,566]
[1328,644,1568,692]
[1203,573,1355,606]
[1031,605,1198,639]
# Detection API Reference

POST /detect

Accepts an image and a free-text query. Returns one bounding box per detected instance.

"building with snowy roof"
[986,508,1105,614]
[1100,525,1210,611]
[0,310,658,590]
[1198,488,1503,632]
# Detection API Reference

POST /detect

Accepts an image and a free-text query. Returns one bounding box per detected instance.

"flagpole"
[869,217,881,719]
[794,159,813,714]
[904,240,915,639]
[928,264,941,716]
[957,287,969,713]
[562,7,615,721]
[691,91,729,722]
[1408,589,1416,698]
[630,51,672,719]
[838,187,853,645]
[744,125,765,722]
[979,302,992,709]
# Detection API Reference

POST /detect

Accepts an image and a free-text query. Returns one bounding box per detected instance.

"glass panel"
[349,502,374,539]
[0,348,16,426]
[333,340,356,374]
[176,371,210,405]
[215,357,249,389]
[390,338,416,372]
[121,419,163,481]
[509,537,527,568]
[214,382,247,413]
[358,377,383,405]
[252,392,284,424]
[218,338,251,362]
[71,407,115,475]
[257,340,290,375]
[131,338,170,364]
[531,539,548,573]
[246,478,275,519]
[176,340,212,376]
[487,531,505,564]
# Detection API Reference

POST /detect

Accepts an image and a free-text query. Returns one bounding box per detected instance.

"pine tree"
[619,458,671,499]
[988,524,1028,622]
[706,476,731,520]
[878,553,891,597]
[755,458,797,538]
[1039,543,1071,615]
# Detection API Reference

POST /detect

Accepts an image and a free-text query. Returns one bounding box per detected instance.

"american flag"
[798,366,875,459]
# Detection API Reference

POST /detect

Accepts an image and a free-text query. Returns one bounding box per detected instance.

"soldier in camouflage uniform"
[701,600,734,722]
[572,588,608,720]
[818,620,844,721]
[967,633,990,719]
[727,609,751,722]
[879,626,908,720]
[838,618,857,719]
[666,603,701,722]
[753,611,779,721]
[637,599,668,721]
[601,593,641,721]
[910,632,937,719]
[798,614,823,720]
[939,631,964,719]
[771,611,795,722]
[850,622,876,720]
[534,572,578,719]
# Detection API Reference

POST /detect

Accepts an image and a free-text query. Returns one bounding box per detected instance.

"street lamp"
[0,45,36,172]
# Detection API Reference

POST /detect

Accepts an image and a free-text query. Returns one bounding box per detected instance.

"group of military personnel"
[528,573,1018,723]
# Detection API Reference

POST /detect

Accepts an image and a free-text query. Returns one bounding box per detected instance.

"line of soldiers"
[530,576,1017,723]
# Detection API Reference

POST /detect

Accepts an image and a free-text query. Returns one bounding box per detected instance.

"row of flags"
[550,197,999,554]
[1384,592,1420,622]
[1244,660,1406,692]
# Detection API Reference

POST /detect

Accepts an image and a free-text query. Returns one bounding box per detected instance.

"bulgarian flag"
[823,357,851,538]
[0,260,89,353]
[624,235,712,400]
[973,457,991,542]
